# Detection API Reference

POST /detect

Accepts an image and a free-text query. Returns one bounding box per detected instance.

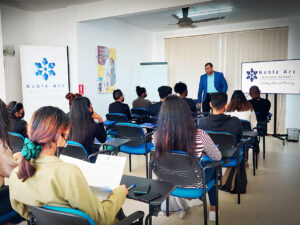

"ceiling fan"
[171,7,225,28]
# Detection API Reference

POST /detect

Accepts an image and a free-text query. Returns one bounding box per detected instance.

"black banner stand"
[272,94,287,145]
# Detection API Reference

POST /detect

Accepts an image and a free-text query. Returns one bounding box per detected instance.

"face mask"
[19,112,25,119]
[122,97,125,102]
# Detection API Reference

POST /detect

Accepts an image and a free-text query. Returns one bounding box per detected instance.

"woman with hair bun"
[9,106,128,225]
[132,86,151,108]
[7,101,28,137]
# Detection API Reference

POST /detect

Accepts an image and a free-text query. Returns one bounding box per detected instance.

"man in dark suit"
[197,63,228,113]
[249,86,271,121]
[108,89,132,120]
[149,86,172,117]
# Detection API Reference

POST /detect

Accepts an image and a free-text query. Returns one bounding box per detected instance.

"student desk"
[121,175,176,225]
[94,137,131,155]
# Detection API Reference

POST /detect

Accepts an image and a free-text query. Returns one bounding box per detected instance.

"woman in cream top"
[226,90,257,129]
[9,106,128,225]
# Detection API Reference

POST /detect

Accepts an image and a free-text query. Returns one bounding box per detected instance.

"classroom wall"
[77,18,153,118]
[0,10,5,102]
[153,16,300,129]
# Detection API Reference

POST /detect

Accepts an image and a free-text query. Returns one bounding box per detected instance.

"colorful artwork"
[98,46,116,94]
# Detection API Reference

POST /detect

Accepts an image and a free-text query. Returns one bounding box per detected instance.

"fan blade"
[193,16,225,23]
[182,7,189,18]
[171,14,180,21]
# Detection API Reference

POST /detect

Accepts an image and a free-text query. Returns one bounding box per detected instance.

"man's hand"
[196,102,201,107]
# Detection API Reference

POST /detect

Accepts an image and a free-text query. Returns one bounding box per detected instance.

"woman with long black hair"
[68,97,106,155]
[154,95,221,221]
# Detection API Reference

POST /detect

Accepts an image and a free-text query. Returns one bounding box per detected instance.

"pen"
[127,184,136,191]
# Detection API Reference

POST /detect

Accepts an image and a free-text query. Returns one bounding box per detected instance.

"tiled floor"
[20,136,300,225]
[120,136,300,225]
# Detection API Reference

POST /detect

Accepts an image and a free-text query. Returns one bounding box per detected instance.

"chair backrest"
[60,141,89,162]
[8,132,25,153]
[150,151,203,186]
[240,119,252,131]
[28,205,96,225]
[205,131,238,159]
[106,113,128,122]
[150,116,158,124]
[115,123,145,146]
[131,108,149,117]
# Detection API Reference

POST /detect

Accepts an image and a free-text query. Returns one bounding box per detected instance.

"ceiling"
[0,0,102,11]
[116,0,300,32]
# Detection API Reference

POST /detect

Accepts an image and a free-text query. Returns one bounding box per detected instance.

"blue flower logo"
[34,58,56,81]
[246,68,258,82]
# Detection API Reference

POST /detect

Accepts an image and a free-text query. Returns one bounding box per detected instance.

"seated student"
[149,86,172,117]
[226,90,257,129]
[132,86,151,109]
[248,86,271,121]
[154,95,221,221]
[69,97,106,155]
[174,82,198,116]
[109,89,132,120]
[198,92,243,143]
[7,101,27,137]
[9,106,128,225]
[0,99,23,224]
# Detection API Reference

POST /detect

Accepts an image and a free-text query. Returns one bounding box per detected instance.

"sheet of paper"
[60,155,126,192]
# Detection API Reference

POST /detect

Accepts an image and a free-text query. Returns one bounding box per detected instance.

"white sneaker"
[209,211,216,222]
[179,210,188,219]
[158,211,165,216]
[187,199,203,208]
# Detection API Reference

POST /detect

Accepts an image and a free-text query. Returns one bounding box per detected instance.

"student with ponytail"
[132,86,151,108]
[9,106,128,225]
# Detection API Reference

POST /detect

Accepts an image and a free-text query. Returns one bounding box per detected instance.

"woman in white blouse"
[226,90,257,129]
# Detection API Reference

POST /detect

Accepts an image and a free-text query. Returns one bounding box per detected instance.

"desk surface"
[242,130,258,138]
[121,175,175,206]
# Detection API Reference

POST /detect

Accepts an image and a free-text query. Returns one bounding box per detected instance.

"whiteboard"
[20,45,69,121]
[241,59,300,94]
[140,62,168,101]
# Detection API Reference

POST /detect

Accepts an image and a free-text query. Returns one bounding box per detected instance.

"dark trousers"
[205,168,216,206]
[202,93,213,113]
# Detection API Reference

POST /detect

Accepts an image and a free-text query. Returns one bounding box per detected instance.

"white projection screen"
[140,62,168,101]
[20,45,69,121]
[241,59,300,94]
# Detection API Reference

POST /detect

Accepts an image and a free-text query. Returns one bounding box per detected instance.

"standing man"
[197,63,228,113]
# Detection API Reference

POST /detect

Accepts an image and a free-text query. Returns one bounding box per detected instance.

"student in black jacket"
[109,89,132,120]
[7,101,27,137]
[174,82,198,116]
[149,86,172,117]
[198,92,242,143]
[248,86,271,121]
[69,97,106,155]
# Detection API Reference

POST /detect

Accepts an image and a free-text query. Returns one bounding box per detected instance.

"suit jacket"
[197,71,228,103]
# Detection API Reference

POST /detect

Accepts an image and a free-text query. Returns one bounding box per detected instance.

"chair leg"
[256,151,258,169]
[215,168,219,225]
[252,149,256,176]
[203,170,208,225]
[145,154,149,178]
[237,163,241,204]
[129,154,132,172]
[263,136,266,160]
[166,196,170,217]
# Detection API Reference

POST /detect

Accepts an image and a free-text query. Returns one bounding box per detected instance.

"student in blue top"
[197,63,228,113]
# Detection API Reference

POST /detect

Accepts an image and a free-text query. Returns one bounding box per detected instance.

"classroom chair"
[8,132,25,153]
[205,131,244,204]
[28,205,144,225]
[149,150,220,225]
[60,141,90,162]
[115,123,154,178]
[106,113,129,136]
[131,107,150,124]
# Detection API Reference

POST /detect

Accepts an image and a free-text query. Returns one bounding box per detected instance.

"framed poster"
[98,46,116,94]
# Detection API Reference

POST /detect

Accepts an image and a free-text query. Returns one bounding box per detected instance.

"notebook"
[60,154,126,192]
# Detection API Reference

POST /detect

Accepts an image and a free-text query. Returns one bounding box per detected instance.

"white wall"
[153,16,300,129]
[77,18,153,118]
[0,10,5,101]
